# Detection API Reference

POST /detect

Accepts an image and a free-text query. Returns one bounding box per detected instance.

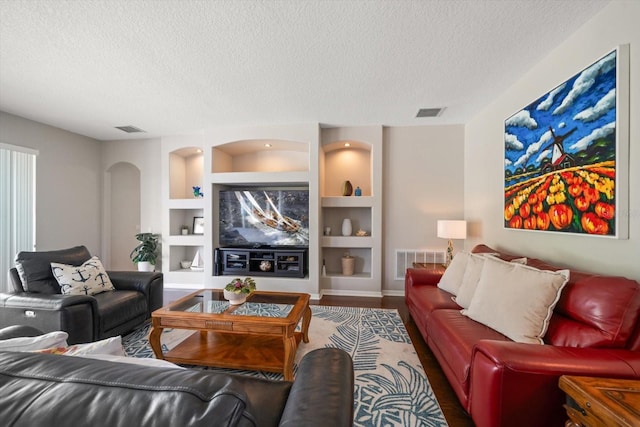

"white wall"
[101,138,162,269]
[107,162,140,270]
[0,112,102,255]
[383,125,465,292]
[464,1,640,281]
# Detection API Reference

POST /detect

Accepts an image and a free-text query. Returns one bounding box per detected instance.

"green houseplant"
[129,233,159,272]
[224,277,256,295]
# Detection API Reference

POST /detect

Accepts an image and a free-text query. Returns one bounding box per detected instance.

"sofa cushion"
[0,351,255,427]
[455,253,486,309]
[51,256,115,296]
[546,275,640,348]
[80,354,186,368]
[463,256,570,344]
[33,336,125,356]
[406,284,461,339]
[471,244,525,262]
[437,251,470,295]
[95,290,148,334]
[0,331,68,351]
[427,309,511,407]
[14,246,92,294]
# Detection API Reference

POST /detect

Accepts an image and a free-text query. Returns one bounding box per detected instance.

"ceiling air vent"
[416,108,445,118]
[115,125,146,133]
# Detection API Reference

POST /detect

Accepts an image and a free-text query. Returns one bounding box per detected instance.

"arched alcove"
[106,162,141,270]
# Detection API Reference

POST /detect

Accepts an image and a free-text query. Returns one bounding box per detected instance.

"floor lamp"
[437,220,467,267]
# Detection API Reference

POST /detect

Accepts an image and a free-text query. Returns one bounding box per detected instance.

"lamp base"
[444,239,454,267]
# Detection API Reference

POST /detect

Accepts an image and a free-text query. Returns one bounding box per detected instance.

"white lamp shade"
[437,220,467,239]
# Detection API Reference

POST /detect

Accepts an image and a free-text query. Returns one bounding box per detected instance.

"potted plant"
[223,277,256,305]
[130,232,159,272]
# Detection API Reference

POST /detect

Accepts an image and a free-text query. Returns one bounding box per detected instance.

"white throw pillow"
[0,331,69,351]
[51,256,115,296]
[32,336,125,356]
[454,253,486,308]
[437,251,470,296]
[462,256,570,344]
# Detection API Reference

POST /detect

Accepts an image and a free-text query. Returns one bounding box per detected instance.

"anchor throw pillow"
[51,256,115,296]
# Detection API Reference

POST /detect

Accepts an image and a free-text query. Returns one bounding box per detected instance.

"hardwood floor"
[315,295,475,427]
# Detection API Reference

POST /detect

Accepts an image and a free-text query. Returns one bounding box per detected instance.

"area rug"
[122,305,448,427]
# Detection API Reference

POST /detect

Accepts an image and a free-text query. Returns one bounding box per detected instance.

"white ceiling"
[0,0,609,141]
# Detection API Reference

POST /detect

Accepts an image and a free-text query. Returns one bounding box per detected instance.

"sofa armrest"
[405,268,441,287]
[107,271,164,313]
[0,325,44,340]
[0,292,95,310]
[279,348,354,427]
[468,340,640,427]
[0,292,98,344]
[473,340,640,376]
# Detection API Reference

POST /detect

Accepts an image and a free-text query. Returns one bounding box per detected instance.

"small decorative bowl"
[180,260,192,269]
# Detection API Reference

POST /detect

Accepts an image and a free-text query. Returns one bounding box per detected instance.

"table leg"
[301,306,311,343]
[283,334,297,381]
[148,325,164,359]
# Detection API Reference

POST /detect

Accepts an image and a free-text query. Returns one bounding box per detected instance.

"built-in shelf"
[322,272,371,279]
[162,125,379,297]
[321,236,373,247]
[167,199,204,209]
[321,196,374,207]
[166,235,205,246]
[168,245,203,271]
[211,140,309,173]
[169,148,204,200]
[320,126,382,296]
[209,171,310,185]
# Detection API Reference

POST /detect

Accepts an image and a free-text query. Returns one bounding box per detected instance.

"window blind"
[0,143,37,293]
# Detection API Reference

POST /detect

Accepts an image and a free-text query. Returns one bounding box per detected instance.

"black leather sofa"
[0,246,163,344]
[0,346,354,427]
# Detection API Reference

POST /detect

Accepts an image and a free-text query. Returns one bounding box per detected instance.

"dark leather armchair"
[0,246,163,344]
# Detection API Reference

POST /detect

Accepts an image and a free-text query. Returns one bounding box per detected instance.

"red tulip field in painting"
[504,163,615,235]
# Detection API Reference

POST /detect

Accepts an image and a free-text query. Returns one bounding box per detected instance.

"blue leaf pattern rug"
[122,305,449,427]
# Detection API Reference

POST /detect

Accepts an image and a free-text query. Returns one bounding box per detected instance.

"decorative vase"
[354,186,362,196]
[341,254,355,276]
[341,218,352,236]
[342,180,353,196]
[223,289,247,305]
[259,260,272,271]
[137,261,155,272]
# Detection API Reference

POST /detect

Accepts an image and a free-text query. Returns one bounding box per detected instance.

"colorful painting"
[504,46,629,238]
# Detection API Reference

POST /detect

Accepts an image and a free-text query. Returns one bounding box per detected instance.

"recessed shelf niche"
[211,140,309,173]
[169,207,204,236]
[169,147,204,199]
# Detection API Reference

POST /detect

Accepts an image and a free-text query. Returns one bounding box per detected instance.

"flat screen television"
[218,188,309,247]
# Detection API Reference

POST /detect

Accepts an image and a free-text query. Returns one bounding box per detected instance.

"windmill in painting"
[504,49,621,236]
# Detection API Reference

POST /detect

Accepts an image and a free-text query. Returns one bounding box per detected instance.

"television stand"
[215,247,307,278]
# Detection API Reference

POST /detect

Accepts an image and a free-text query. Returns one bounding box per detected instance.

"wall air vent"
[115,125,146,133]
[395,249,446,280]
[416,108,445,118]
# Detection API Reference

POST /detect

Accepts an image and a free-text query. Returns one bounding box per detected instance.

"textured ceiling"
[0,0,609,141]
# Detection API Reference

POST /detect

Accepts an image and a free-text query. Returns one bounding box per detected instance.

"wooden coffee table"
[149,289,311,380]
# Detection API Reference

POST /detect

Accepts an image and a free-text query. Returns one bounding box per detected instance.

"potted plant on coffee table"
[129,232,159,272]
[223,277,256,305]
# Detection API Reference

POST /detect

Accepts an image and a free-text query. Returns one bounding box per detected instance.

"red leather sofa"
[405,244,640,427]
